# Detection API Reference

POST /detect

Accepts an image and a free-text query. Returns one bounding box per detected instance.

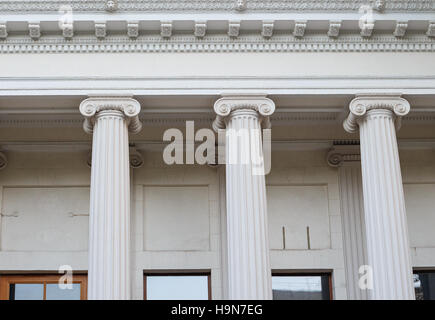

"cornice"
[0,34,434,54]
[0,0,434,13]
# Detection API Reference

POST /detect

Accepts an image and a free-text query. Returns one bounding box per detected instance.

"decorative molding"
[1,108,435,128]
[127,21,139,39]
[105,0,118,12]
[4,139,435,153]
[28,22,41,40]
[427,21,435,37]
[261,21,274,39]
[95,21,107,39]
[394,21,408,37]
[2,34,433,54]
[228,21,240,38]
[129,146,144,168]
[293,21,307,38]
[327,21,341,38]
[62,22,74,39]
[161,21,173,38]
[374,0,386,12]
[343,94,411,133]
[79,96,142,134]
[235,0,247,11]
[0,22,8,39]
[360,22,374,38]
[87,146,144,168]
[0,151,7,170]
[326,145,361,167]
[0,1,433,12]
[194,21,207,38]
[213,95,275,131]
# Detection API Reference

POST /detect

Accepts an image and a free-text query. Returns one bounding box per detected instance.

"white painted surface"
[1,186,89,251]
[404,183,435,248]
[83,100,139,300]
[267,185,330,250]
[214,98,274,300]
[352,104,415,300]
[143,186,210,251]
[1,53,435,79]
[337,165,368,300]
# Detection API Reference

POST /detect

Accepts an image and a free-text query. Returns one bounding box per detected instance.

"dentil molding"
[0,34,433,54]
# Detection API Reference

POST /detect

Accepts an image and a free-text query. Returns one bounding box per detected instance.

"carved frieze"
[0,1,433,12]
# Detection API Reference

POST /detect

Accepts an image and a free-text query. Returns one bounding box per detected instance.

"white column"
[80,97,142,300]
[327,145,368,300]
[213,95,274,300]
[343,94,415,300]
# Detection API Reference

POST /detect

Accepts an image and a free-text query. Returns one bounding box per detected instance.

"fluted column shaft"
[80,97,142,300]
[344,95,414,300]
[213,96,274,300]
[327,146,368,300]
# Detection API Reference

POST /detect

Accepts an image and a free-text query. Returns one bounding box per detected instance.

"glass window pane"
[146,275,208,300]
[46,283,81,300]
[414,272,435,300]
[272,275,330,300]
[10,284,44,300]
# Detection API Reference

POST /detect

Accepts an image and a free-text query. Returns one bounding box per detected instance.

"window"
[414,270,435,300]
[0,274,87,300]
[272,272,332,300]
[144,272,211,300]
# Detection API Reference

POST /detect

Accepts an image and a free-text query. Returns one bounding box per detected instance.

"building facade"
[0,0,435,300]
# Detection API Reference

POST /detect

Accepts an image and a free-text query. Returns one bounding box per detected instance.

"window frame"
[271,270,333,300]
[413,268,435,300]
[0,274,87,300]
[143,270,212,300]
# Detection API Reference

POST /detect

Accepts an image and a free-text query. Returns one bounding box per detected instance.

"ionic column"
[327,145,368,300]
[343,94,415,300]
[213,95,274,300]
[80,97,142,300]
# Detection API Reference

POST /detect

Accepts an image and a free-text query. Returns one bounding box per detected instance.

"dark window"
[144,272,211,300]
[414,271,435,300]
[272,273,332,300]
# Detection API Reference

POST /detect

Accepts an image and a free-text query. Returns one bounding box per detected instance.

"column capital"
[79,96,142,134]
[212,95,275,132]
[326,143,360,167]
[343,94,410,133]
